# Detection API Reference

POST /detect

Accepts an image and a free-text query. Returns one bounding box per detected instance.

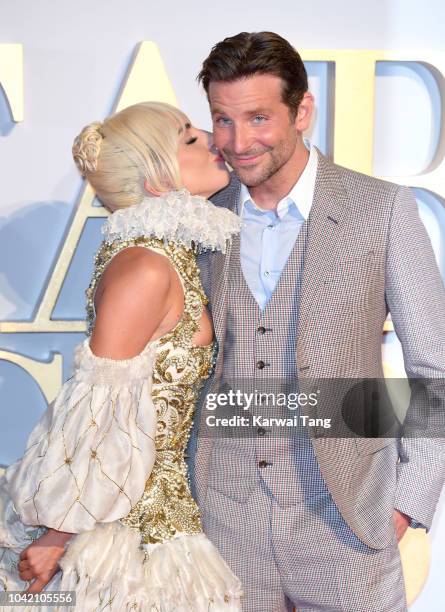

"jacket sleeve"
[4,339,157,534]
[385,185,445,530]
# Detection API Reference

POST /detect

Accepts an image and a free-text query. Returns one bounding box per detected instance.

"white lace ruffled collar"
[102,189,240,253]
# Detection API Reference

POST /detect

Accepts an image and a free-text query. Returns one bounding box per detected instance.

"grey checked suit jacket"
[192,149,445,550]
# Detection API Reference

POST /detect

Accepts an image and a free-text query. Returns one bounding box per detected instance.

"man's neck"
[248,141,310,211]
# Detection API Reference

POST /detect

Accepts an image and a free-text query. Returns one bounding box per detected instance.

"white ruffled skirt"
[0,477,242,611]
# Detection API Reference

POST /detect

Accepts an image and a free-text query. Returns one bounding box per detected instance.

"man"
[189,31,445,611]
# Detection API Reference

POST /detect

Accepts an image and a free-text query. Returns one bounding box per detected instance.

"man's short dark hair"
[198,31,308,117]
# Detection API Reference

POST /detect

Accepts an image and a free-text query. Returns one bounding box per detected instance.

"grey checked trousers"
[201,472,408,612]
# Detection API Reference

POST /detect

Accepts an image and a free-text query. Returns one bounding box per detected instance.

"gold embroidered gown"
[90,236,214,547]
[0,193,242,611]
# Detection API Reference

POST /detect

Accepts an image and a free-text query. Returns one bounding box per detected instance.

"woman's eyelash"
[186,137,198,145]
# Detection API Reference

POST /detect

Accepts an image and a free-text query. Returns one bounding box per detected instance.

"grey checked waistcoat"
[212,222,328,506]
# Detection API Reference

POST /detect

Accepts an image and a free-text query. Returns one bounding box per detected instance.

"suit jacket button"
[257,360,265,369]
[257,326,266,334]
[258,460,269,468]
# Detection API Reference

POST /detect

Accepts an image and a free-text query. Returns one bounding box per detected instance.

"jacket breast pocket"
[324,250,381,310]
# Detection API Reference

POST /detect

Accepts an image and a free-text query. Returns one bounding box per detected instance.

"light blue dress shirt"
[239,144,318,311]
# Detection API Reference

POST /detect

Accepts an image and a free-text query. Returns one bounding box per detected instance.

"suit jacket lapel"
[194,177,241,503]
[209,175,241,369]
[297,151,350,343]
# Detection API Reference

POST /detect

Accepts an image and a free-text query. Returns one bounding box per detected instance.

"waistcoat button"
[257,427,266,436]
[256,360,265,369]
[257,326,266,335]
[258,460,269,468]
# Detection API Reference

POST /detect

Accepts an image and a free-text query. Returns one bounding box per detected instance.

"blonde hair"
[72,102,187,211]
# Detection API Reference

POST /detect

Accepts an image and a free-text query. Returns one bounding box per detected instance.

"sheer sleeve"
[4,339,158,534]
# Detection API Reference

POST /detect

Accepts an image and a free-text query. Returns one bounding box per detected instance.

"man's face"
[208,74,312,188]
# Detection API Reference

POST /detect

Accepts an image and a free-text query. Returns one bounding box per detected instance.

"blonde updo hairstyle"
[72,102,187,211]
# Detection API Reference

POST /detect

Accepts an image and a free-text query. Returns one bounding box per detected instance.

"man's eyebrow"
[245,107,271,116]
[211,108,271,116]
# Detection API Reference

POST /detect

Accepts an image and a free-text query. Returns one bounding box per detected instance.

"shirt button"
[256,360,265,369]
[258,460,269,468]
[257,326,266,334]
[264,271,270,277]
[257,427,266,436]
[267,224,275,229]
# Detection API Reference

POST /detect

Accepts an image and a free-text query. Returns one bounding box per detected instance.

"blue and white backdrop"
[0,0,444,609]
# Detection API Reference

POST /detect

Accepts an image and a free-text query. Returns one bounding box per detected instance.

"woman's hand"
[18,529,72,593]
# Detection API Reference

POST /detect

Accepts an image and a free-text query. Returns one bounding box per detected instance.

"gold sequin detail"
[86,237,216,544]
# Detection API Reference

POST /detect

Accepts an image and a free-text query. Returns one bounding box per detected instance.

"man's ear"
[143,179,166,197]
[294,92,314,132]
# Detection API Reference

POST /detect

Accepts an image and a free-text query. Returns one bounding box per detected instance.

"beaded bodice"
[85,236,216,544]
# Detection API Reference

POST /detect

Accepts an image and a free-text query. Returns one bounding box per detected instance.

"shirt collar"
[238,141,318,220]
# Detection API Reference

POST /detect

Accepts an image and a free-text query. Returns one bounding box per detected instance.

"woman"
[0,101,242,610]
